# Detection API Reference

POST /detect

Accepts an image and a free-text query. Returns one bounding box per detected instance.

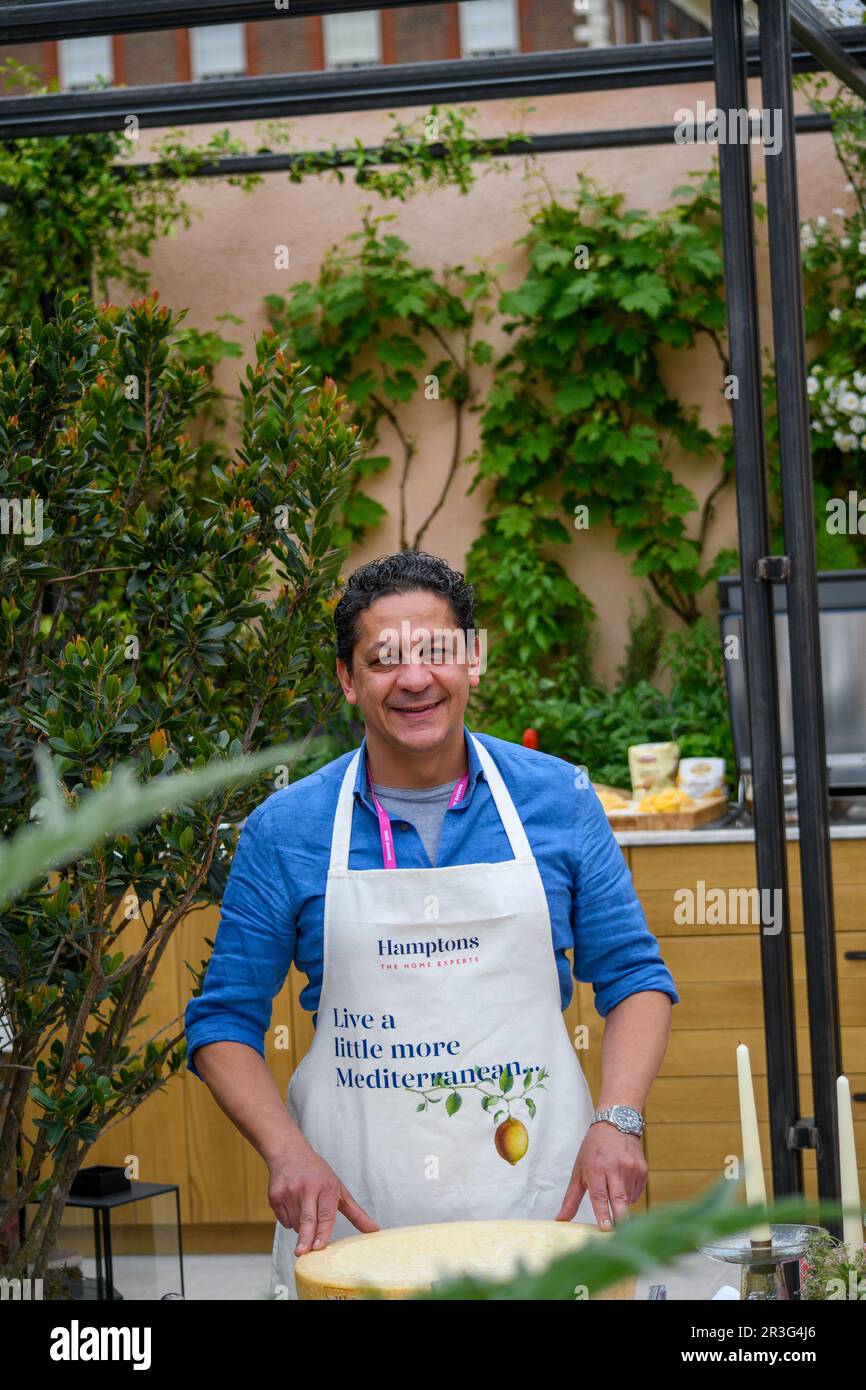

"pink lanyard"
[365,767,469,869]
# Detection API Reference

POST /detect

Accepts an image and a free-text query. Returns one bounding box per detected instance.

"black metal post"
[92,1207,104,1300]
[176,1188,185,1298]
[711,0,803,1199]
[102,1206,115,1300]
[758,0,843,1234]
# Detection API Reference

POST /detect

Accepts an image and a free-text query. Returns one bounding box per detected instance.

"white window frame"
[190,23,247,81]
[57,36,113,91]
[459,0,520,58]
[322,10,382,70]
[612,0,628,44]
[637,11,654,42]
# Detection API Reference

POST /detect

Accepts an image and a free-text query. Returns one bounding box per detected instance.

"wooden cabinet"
[69,835,866,1246]
[576,836,866,1210]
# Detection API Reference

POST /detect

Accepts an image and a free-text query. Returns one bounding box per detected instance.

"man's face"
[336,590,481,757]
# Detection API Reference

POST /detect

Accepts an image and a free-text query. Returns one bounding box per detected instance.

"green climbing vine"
[261,158,742,766]
[265,209,498,549]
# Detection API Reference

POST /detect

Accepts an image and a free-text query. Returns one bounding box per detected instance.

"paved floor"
[70,1248,742,1300]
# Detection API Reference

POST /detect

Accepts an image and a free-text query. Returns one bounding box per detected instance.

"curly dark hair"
[334,550,475,671]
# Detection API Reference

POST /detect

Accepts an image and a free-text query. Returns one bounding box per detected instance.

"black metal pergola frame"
[2,0,864,1233]
[0,6,865,136]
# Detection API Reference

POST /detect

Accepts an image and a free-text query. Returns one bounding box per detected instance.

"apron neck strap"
[469,735,532,860]
[328,734,532,871]
[329,749,362,872]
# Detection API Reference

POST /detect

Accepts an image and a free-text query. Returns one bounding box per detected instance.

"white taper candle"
[837,1074,863,1257]
[736,1042,771,1243]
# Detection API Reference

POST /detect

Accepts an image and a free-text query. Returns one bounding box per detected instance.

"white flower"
[833,430,856,451]
[841,237,852,249]
[845,182,855,193]
[807,375,820,395]
[834,208,845,216]
[839,390,860,412]
[859,239,866,255]
[817,216,828,228]
[855,283,866,299]
[801,223,817,247]
[859,395,866,412]
[854,371,866,391]
[830,307,843,321]
[850,415,866,433]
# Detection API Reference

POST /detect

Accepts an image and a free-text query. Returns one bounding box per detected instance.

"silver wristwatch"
[591,1104,645,1137]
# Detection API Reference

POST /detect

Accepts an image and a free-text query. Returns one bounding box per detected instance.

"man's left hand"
[555,1121,648,1228]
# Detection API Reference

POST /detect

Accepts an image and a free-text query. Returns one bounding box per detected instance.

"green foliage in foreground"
[415,1181,834,1301]
[0,740,318,910]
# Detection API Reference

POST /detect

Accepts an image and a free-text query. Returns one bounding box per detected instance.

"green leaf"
[619,273,671,318]
[376,335,426,369]
[445,1092,462,1117]
[500,281,550,318]
[553,380,595,414]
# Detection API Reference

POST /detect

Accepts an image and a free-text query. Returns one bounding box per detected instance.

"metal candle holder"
[699,1226,818,1299]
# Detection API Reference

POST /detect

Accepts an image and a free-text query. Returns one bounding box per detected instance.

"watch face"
[613,1105,641,1132]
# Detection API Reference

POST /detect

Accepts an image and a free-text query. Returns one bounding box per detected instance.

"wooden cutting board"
[595,787,730,831]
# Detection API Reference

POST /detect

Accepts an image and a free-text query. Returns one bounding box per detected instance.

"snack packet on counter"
[640,787,695,813]
[593,784,630,812]
[628,742,679,801]
[677,756,727,800]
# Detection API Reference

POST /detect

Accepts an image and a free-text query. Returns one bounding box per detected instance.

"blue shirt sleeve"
[571,785,679,1016]
[184,798,297,1081]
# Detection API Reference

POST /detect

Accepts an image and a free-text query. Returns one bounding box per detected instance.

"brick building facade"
[1,1,707,95]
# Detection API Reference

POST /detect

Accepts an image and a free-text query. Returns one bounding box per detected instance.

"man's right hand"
[268,1141,379,1255]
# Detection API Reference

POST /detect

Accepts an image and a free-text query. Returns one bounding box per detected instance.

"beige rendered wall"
[114,73,845,685]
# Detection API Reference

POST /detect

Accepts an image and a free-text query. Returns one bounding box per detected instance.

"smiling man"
[184,550,679,1299]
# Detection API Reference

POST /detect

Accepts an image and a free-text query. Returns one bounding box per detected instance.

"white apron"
[270,734,597,1297]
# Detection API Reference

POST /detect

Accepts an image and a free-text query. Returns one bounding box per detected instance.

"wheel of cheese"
[294,1219,636,1301]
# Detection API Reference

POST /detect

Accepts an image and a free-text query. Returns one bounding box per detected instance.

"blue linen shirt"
[184,727,679,1080]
